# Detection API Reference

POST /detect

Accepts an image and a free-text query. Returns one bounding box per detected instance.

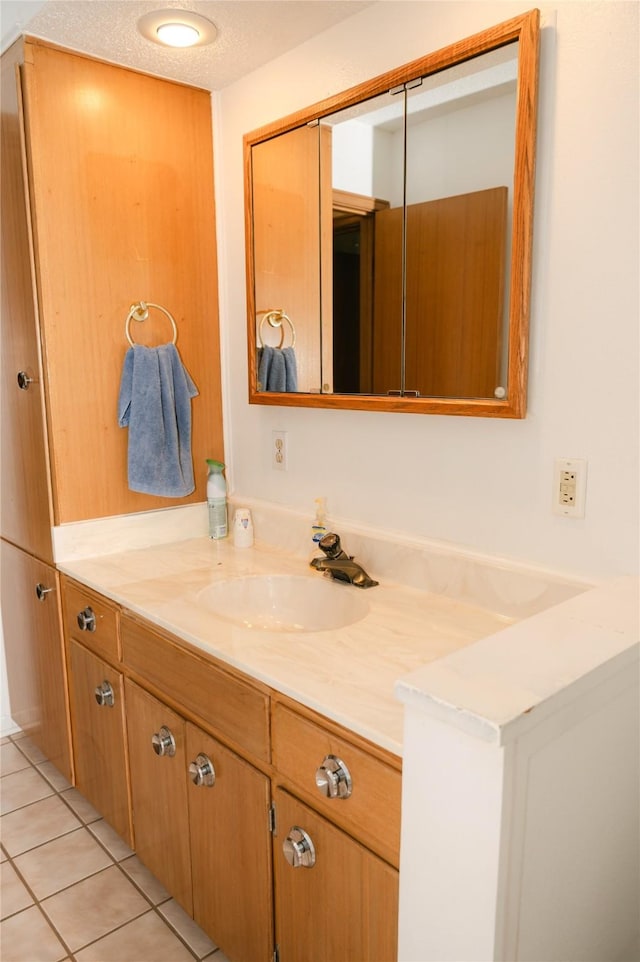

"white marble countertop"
[396,574,639,745]
[58,536,513,756]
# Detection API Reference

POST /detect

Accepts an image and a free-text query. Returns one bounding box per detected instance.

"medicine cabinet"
[244,9,540,417]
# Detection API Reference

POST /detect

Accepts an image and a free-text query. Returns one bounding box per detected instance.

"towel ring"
[125,301,178,347]
[257,309,296,349]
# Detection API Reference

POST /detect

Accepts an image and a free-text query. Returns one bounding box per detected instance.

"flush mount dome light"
[137,9,217,48]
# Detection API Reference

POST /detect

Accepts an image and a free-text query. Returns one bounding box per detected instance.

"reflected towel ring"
[257,309,296,349]
[125,301,178,347]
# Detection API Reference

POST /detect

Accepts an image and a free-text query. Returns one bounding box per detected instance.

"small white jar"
[233,508,254,548]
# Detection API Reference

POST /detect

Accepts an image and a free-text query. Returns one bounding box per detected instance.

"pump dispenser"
[311,497,327,546]
[206,459,227,539]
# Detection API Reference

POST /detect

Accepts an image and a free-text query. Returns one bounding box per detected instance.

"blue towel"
[118,343,199,497]
[257,345,298,392]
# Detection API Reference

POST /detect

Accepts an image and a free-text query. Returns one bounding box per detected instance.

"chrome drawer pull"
[315,755,353,799]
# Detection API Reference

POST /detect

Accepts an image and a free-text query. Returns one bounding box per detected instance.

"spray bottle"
[206,459,227,539]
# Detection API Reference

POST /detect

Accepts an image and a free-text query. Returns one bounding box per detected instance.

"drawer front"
[121,615,270,763]
[271,702,401,866]
[62,578,119,663]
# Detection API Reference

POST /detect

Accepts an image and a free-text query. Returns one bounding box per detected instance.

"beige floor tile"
[0,904,67,962]
[36,761,72,793]
[13,735,48,766]
[13,827,112,900]
[40,864,150,952]
[158,898,217,958]
[1,794,81,856]
[60,787,101,824]
[74,909,196,962]
[1,767,54,815]
[1,742,32,776]
[120,854,171,905]
[1,861,34,919]
[87,818,134,861]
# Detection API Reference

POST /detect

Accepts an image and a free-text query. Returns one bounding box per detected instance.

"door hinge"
[269,801,277,835]
[273,945,280,962]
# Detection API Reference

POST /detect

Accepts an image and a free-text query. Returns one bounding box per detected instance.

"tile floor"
[1,732,231,962]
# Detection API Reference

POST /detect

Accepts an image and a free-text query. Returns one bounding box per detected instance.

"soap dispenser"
[311,497,327,547]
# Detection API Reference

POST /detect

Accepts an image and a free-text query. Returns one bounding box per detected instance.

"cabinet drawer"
[121,614,270,763]
[271,702,401,867]
[62,578,119,663]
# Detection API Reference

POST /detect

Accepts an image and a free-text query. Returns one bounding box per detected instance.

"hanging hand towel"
[257,345,298,392]
[282,346,298,392]
[118,343,198,497]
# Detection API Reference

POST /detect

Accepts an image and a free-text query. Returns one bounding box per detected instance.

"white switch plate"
[272,430,287,471]
[553,457,587,518]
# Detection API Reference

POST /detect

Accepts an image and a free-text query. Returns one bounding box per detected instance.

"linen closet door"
[20,39,224,524]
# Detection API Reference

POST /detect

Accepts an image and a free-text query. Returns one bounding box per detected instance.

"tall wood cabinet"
[0,37,224,768]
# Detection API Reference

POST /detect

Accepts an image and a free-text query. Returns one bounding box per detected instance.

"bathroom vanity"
[49,504,639,962]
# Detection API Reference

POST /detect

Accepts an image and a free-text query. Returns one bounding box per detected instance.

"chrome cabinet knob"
[315,755,353,799]
[17,371,33,390]
[77,607,96,632]
[189,753,215,788]
[94,680,115,707]
[151,726,176,757]
[283,827,316,868]
[35,583,53,602]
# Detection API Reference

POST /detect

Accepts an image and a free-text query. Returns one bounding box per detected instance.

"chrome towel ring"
[125,301,178,346]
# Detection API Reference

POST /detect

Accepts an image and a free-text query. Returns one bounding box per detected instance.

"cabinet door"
[0,43,53,559]
[68,640,132,846]
[187,723,273,962]
[273,788,398,962]
[1,539,72,780]
[125,680,192,914]
[21,41,224,524]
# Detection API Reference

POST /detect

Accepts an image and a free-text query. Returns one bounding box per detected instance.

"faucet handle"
[318,532,346,559]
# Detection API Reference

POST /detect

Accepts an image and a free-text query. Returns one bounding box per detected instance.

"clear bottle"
[311,497,327,547]
[206,459,227,539]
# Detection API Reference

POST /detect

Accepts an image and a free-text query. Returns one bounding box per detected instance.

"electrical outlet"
[553,458,587,518]
[272,430,287,471]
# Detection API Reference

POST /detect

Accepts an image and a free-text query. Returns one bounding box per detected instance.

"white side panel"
[398,708,505,961]
[500,667,640,961]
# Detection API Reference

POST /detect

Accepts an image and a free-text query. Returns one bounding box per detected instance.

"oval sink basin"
[197,574,369,632]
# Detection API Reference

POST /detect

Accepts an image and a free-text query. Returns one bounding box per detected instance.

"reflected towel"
[118,343,198,497]
[258,345,298,392]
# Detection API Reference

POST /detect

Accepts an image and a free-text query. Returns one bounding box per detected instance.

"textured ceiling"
[0,0,373,90]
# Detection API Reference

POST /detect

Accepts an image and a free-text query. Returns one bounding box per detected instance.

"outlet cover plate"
[553,457,587,518]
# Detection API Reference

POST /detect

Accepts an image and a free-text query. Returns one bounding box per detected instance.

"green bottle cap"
[206,459,225,472]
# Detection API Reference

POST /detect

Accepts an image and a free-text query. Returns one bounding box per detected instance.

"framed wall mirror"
[244,9,540,417]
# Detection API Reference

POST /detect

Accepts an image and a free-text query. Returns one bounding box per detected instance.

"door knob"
[315,755,353,799]
[151,726,176,757]
[283,827,316,868]
[35,583,53,602]
[189,753,215,787]
[17,371,33,390]
[76,607,96,632]
[94,680,115,707]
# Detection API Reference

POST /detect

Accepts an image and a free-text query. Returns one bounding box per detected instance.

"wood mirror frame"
[244,9,539,418]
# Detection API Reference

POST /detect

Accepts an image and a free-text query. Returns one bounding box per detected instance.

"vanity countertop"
[57,536,514,756]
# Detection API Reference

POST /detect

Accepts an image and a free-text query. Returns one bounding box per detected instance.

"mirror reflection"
[245,10,539,417]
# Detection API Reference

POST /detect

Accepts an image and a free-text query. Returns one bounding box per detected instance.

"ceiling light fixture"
[137,9,217,48]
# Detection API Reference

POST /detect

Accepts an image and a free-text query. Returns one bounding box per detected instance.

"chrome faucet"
[310,532,379,589]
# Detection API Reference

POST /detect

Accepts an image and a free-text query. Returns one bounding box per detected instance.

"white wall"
[215,0,639,582]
